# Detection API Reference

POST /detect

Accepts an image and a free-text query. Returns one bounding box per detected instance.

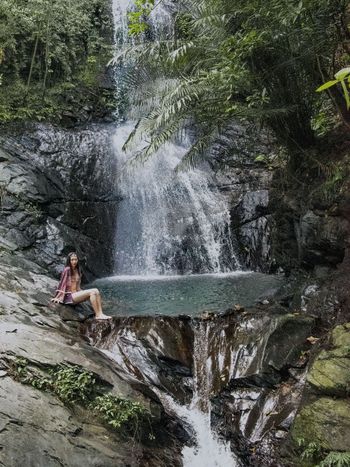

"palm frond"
[123,116,185,164]
[175,124,222,171]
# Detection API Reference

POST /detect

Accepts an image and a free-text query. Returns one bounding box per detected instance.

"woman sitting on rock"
[51,252,110,320]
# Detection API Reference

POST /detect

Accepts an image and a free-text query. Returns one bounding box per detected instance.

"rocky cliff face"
[212,123,277,273]
[0,123,119,281]
[83,308,315,466]
[0,256,184,467]
[269,146,350,276]
[1,118,350,466]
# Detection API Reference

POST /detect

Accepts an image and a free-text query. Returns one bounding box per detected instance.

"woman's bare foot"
[95,313,111,320]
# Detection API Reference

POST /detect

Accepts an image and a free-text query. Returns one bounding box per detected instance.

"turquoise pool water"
[92,271,284,317]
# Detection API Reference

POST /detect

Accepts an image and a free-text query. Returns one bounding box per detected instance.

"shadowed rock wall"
[0,123,119,281]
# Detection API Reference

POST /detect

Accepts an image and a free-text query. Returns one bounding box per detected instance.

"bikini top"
[70,272,81,291]
[55,267,81,296]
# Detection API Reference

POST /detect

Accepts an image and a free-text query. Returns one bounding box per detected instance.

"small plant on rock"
[318,452,350,467]
[51,364,96,404]
[13,357,29,380]
[297,438,324,464]
[90,394,150,436]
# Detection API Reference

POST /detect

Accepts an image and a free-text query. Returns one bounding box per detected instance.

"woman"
[51,252,110,320]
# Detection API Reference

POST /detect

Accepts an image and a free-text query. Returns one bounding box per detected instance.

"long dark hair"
[65,252,82,277]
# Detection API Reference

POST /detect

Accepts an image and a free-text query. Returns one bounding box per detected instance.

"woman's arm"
[51,268,69,303]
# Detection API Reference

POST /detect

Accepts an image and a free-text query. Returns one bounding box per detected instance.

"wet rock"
[307,352,350,396]
[211,124,277,273]
[262,314,313,374]
[84,306,315,467]
[85,315,194,404]
[55,302,95,322]
[204,310,313,465]
[297,210,347,267]
[287,322,350,465]
[231,190,272,272]
[0,124,120,280]
[0,257,183,467]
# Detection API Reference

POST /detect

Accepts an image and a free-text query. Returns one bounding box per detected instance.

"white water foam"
[95,270,253,283]
[112,123,239,275]
[151,321,239,467]
[154,389,238,467]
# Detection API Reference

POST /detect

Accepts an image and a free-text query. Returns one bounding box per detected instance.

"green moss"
[307,324,350,396]
[292,398,350,452]
[332,324,350,348]
[307,353,350,396]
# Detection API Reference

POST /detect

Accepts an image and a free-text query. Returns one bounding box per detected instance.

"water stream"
[150,322,239,467]
[105,1,270,465]
[111,0,239,276]
[179,322,238,466]
[94,316,240,466]
[89,310,308,466]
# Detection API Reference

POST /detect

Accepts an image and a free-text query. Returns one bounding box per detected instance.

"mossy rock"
[332,323,350,348]
[291,398,350,451]
[307,323,350,396]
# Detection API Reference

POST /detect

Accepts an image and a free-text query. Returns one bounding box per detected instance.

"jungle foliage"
[119,0,350,168]
[0,0,114,122]
[10,358,150,436]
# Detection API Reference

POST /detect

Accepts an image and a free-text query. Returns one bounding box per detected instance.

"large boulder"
[287,323,350,465]
[291,398,350,451]
[297,210,347,267]
[307,323,350,396]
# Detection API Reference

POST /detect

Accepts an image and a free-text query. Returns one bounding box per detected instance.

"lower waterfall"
[86,311,312,466]
[91,317,243,466]
[152,321,239,467]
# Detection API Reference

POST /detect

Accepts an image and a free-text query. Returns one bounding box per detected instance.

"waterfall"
[106,2,244,464]
[93,317,239,466]
[179,321,238,466]
[89,309,309,466]
[145,321,238,466]
[110,0,239,276]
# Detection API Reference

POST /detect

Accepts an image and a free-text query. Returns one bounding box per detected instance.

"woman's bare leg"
[71,289,109,319]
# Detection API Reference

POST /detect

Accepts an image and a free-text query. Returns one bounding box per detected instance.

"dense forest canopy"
[121,0,350,167]
[0,0,114,121]
[0,0,349,162]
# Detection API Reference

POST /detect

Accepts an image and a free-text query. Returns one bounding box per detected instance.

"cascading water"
[93,317,240,466]
[111,0,239,276]
[112,124,239,275]
[169,322,239,467]
[88,303,310,466]
[107,1,244,465]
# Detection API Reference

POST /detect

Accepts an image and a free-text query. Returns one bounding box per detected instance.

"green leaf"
[334,67,350,80]
[316,80,339,92]
[340,80,350,110]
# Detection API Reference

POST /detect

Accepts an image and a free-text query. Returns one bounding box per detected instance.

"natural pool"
[92,271,285,317]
